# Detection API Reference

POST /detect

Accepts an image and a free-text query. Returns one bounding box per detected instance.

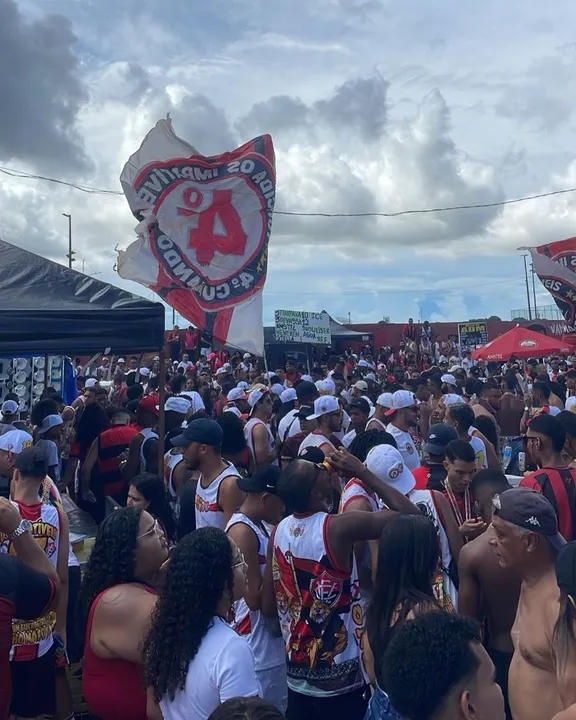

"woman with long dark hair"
[127,473,177,543]
[208,697,284,720]
[144,527,261,719]
[364,513,441,720]
[78,507,169,720]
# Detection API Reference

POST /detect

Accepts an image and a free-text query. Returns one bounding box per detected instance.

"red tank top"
[83,584,156,720]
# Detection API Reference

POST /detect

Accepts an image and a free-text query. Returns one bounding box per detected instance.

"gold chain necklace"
[443,480,471,526]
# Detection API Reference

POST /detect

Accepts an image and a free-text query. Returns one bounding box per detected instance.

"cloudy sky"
[2,0,576,328]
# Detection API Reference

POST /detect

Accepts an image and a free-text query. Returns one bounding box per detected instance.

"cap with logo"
[138,396,160,417]
[307,396,341,421]
[38,415,63,436]
[164,396,190,415]
[237,464,282,494]
[171,418,224,448]
[494,487,567,552]
[0,430,33,454]
[423,423,459,456]
[1,400,18,416]
[365,444,416,495]
[385,390,419,417]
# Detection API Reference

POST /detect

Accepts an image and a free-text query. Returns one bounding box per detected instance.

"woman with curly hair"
[78,506,169,720]
[144,526,261,719]
[127,472,177,544]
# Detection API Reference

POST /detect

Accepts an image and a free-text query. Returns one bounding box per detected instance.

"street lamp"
[62,213,74,268]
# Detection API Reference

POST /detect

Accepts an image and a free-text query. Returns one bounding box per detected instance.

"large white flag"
[117,118,276,355]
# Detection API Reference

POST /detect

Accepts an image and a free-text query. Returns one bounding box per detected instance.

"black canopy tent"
[0,238,165,354]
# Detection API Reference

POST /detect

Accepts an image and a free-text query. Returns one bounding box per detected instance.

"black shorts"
[10,645,56,717]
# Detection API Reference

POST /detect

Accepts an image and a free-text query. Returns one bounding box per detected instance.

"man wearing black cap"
[341,398,370,449]
[413,423,458,491]
[491,487,566,720]
[226,466,287,713]
[2,447,69,720]
[172,418,245,530]
[277,381,319,445]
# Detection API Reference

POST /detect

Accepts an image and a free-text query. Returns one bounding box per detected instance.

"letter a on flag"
[117,118,276,355]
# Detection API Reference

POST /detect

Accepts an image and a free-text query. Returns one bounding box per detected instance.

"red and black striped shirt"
[521,467,576,541]
[96,425,139,496]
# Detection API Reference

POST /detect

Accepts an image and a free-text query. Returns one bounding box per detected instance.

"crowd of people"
[3,339,576,720]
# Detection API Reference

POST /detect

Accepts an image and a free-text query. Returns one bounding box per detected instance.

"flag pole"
[522,254,533,320]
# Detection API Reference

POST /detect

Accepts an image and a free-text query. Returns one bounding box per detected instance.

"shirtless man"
[490,487,566,720]
[458,470,521,720]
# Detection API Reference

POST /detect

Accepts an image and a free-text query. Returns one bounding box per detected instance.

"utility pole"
[531,262,538,319]
[62,213,75,268]
[522,254,533,320]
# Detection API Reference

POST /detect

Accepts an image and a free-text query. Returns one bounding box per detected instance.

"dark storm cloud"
[0,0,89,173]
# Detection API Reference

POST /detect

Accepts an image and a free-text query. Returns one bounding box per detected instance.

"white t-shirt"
[278,409,301,443]
[298,432,334,457]
[160,617,261,720]
[469,434,488,469]
[179,391,206,414]
[386,424,421,472]
[566,397,576,413]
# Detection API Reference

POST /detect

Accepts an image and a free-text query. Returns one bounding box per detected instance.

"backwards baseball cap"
[493,487,567,552]
[385,390,419,417]
[271,383,285,396]
[165,396,190,415]
[237,381,249,391]
[1,400,18,415]
[365,444,416,495]
[14,446,48,475]
[307,396,341,420]
[38,414,63,436]
[248,387,270,409]
[349,398,371,415]
[376,392,393,409]
[316,379,336,396]
[424,423,458,456]
[138,396,160,417]
[353,380,368,392]
[237,464,282,494]
[0,429,33,454]
[171,418,223,448]
[227,387,247,402]
[441,373,457,386]
[85,378,98,388]
[280,388,297,403]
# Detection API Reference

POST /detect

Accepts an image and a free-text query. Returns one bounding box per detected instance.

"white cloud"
[3,0,576,328]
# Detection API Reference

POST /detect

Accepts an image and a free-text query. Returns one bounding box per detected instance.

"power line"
[1,164,576,218]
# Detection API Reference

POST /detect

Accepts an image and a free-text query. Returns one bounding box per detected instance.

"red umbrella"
[472,325,570,362]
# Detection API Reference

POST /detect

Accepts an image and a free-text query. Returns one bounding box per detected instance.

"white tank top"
[139,427,159,472]
[164,448,184,502]
[0,500,60,660]
[339,478,380,513]
[244,418,278,469]
[272,511,367,697]
[365,417,387,432]
[195,462,240,531]
[225,513,286,671]
[408,488,457,610]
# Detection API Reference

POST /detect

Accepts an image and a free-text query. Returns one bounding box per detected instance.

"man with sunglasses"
[520,413,576,542]
[298,396,342,458]
[490,487,566,720]
[263,449,419,720]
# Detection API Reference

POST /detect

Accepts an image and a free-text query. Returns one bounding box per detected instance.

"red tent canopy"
[472,325,570,361]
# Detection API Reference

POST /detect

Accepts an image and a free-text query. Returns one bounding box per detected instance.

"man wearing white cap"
[245,388,278,470]
[0,430,33,498]
[366,393,393,432]
[385,390,421,472]
[298,396,343,457]
[0,399,27,436]
[163,398,196,505]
